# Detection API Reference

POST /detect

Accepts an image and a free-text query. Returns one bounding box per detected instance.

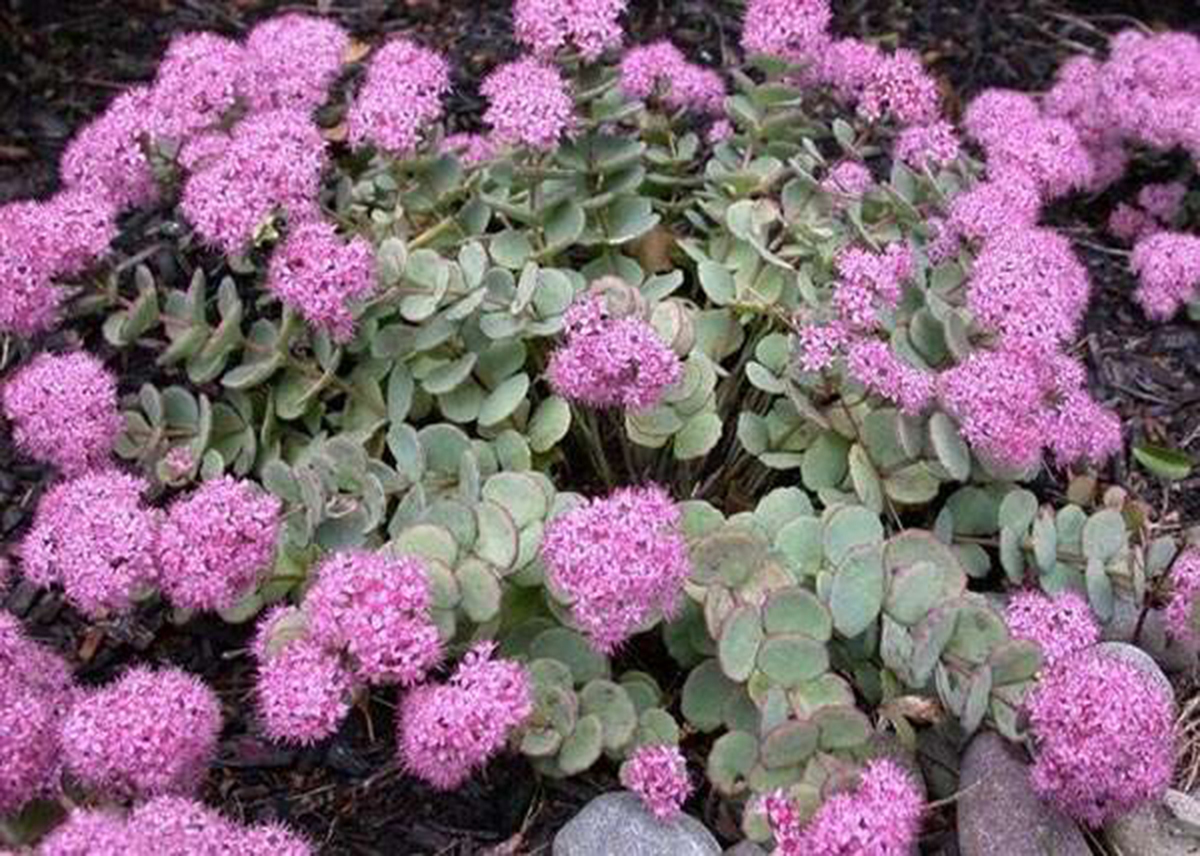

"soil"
[2,1,1200,854]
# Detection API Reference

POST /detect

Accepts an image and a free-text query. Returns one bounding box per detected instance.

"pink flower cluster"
[945,173,1041,245]
[846,339,934,416]
[514,0,627,61]
[482,58,576,151]
[540,484,690,652]
[1129,232,1200,321]
[398,642,532,790]
[1110,181,1188,244]
[619,41,726,115]
[20,471,160,617]
[61,665,221,799]
[0,613,74,814]
[443,133,497,166]
[180,108,328,255]
[547,294,683,410]
[765,759,924,856]
[148,32,243,140]
[240,14,350,113]
[0,190,117,336]
[40,798,312,856]
[59,85,160,211]
[742,0,831,70]
[252,606,354,745]
[347,38,451,156]
[265,220,377,342]
[1165,548,1200,646]
[894,120,961,172]
[1003,589,1098,668]
[1026,648,1174,826]
[1,351,121,475]
[157,476,282,611]
[820,161,872,199]
[620,744,692,820]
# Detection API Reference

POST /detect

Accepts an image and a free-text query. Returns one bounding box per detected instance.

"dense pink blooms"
[254,634,354,745]
[836,243,912,314]
[398,643,532,790]
[514,0,627,61]
[482,58,575,151]
[548,294,683,410]
[62,666,221,798]
[620,744,692,819]
[180,109,327,255]
[946,174,1041,244]
[1108,203,1158,243]
[39,810,132,856]
[967,227,1090,357]
[1004,590,1098,668]
[541,484,689,652]
[846,339,934,415]
[794,320,849,373]
[0,614,73,814]
[858,49,940,127]
[1165,549,1200,645]
[20,471,159,617]
[895,121,961,171]
[1045,390,1122,466]
[60,86,159,210]
[149,32,242,140]
[1097,31,1200,155]
[347,38,450,156]
[818,38,883,101]
[119,796,315,855]
[984,117,1094,200]
[619,41,725,114]
[40,190,119,275]
[707,119,734,144]
[1138,182,1187,222]
[963,89,1041,151]
[1130,231,1200,320]
[765,759,924,856]
[1027,649,1174,826]
[177,130,230,171]
[820,161,872,198]
[2,351,121,475]
[443,132,497,165]
[266,220,376,342]
[305,550,441,686]
[157,476,281,611]
[741,0,831,68]
[241,15,349,112]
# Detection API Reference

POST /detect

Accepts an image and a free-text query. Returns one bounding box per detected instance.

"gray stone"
[554,791,722,856]
[723,843,766,856]
[957,732,1089,856]
[1103,599,1198,674]
[1104,799,1200,856]
[1095,641,1175,703]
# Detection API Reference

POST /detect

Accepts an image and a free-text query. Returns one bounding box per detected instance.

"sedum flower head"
[1165,548,1200,645]
[620,744,692,820]
[946,174,1041,245]
[1,351,121,476]
[20,471,159,617]
[846,338,934,416]
[1130,231,1200,320]
[157,476,281,611]
[482,58,575,151]
[1137,182,1187,222]
[514,0,627,61]
[39,810,132,856]
[895,121,961,171]
[619,41,725,115]
[963,89,1041,150]
[398,642,532,790]
[1027,649,1175,826]
[60,86,159,210]
[304,550,441,686]
[61,666,222,799]
[1003,589,1099,668]
[347,38,451,157]
[820,161,872,199]
[266,220,376,342]
[443,132,497,166]
[547,294,683,410]
[741,0,831,68]
[541,484,689,652]
[857,48,940,127]
[126,796,236,853]
[241,14,350,112]
[765,759,924,855]
[149,32,243,140]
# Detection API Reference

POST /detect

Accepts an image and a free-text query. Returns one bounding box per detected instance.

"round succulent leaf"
[421,499,479,550]
[999,526,1025,584]
[761,719,820,769]
[762,588,832,641]
[754,487,815,535]
[945,486,1002,536]
[814,705,871,750]
[801,432,850,491]
[529,396,571,452]
[960,665,993,736]
[457,559,502,623]
[691,526,771,587]
[681,659,738,732]
[848,444,884,514]
[1082,509,1126,561]
[722,689,761,734]
[580,679,638,751]
[1031,514,1058,574]
[988,639,1043,685]
[478,373,530,428]
[418,424,472,475]
[829,545,885,638]
[438,380,484,423]
[521,727,563,758]
[707,730,759,795]
[636,708,681,747]
[823,506,884,567]
[421,354,477,396]
[673,412,723,460]
[883,531,968,600]
[775,516,825,578]
[908,605,957,686]
[1085,556,1115,621]
[882,462,940,506]
[558,714,604,775]
[787,673,856,719]
[474,500,519,570]
[945,601,1008,665]
[481,472,548,529]
[628,405,684,438]
[884,561,943,626]
[860,409,912,472]
[929,412,971,482]
[757,634,830,687]
[998,489,1038,533]
[529,657,574,692]
[529,628,610,685]
[391,522,459,566]
[719,604,764,682]
[619,679,660,714]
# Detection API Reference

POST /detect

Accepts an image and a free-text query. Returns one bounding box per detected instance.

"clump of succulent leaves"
[32,32,1184,847]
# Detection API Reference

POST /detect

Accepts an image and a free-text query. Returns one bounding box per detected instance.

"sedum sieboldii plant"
[1,0,1198,852]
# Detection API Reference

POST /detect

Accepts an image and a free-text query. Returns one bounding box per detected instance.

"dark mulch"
[3,1,1200,853]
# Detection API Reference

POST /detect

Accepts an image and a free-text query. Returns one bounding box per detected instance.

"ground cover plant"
[1,0,1200,853]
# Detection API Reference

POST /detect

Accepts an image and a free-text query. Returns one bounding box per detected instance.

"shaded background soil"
[1,1,1199,853]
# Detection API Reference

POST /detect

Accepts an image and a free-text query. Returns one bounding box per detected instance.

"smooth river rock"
[554,791,722,856]
[957,732,1089,856]
[1104,793,1200,856]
